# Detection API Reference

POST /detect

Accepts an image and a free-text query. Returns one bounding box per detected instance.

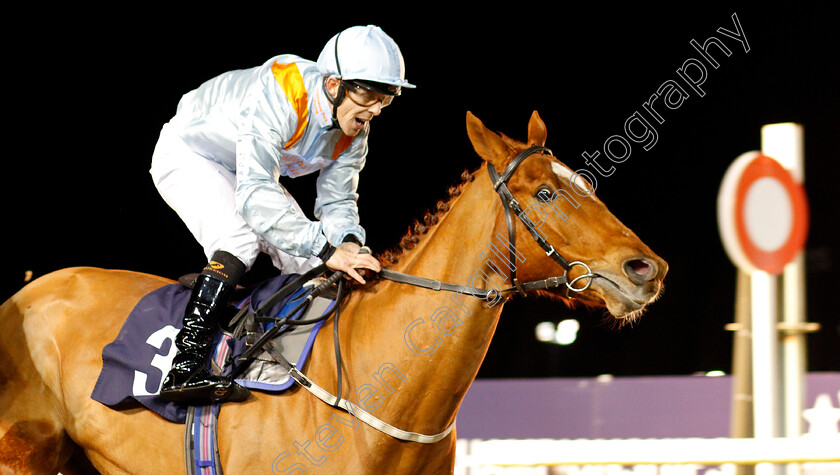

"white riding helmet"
[317,25,416,96]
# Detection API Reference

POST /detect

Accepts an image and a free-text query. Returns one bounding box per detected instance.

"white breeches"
[149,123,321,274]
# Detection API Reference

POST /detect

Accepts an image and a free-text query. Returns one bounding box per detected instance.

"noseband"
[487,145,594,297]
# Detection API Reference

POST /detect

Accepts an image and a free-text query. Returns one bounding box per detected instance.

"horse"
[0,111,667,474]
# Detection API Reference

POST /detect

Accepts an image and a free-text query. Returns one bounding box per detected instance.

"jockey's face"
[326,77,385,137]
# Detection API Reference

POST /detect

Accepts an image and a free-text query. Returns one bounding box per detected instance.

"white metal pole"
[761,122,806,475]
[751,270,782,475]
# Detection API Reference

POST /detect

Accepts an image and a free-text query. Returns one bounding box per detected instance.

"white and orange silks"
[150,54,368,273]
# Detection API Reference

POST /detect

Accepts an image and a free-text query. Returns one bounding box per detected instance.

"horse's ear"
[527,110,547,147]
[466,111,508,170]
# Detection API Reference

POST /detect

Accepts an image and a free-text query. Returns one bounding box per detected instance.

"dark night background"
[5,6,838,379]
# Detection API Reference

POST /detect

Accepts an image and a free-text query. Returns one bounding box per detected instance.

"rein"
[234,146,595,444]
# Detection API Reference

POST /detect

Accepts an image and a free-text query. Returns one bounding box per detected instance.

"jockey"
[149,25,414,404]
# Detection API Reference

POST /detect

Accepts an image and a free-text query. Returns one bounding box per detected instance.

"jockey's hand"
[325,242,381,284]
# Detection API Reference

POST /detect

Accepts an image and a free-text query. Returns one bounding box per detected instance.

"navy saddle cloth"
[91,273,332,423]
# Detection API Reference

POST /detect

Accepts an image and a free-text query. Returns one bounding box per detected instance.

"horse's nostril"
[628,259,651,276]
[624,258,657,283]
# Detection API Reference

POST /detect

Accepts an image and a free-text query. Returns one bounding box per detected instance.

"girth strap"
[184,405,223,475]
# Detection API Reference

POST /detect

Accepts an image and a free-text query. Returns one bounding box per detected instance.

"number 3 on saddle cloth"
[91,273,335,423]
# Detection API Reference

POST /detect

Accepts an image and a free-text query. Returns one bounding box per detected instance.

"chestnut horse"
[0,111,667,474]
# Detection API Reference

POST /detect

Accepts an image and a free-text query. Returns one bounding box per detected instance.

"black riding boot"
[160,252,249,403]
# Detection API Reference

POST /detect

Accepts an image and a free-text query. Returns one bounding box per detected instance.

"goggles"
[344,81,396,108]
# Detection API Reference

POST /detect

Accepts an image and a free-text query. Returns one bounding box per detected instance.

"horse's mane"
[376,169,477,269]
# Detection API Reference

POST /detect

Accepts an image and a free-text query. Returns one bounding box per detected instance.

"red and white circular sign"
[718,152,809,274]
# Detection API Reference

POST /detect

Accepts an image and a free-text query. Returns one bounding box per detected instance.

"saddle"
[226,266,341,391]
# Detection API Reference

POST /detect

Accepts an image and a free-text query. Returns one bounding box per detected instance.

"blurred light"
[535,319,581,345]
[535,321,556,342]
[596,374,614,383]
[705,370,726,377]
[554,319,580,345]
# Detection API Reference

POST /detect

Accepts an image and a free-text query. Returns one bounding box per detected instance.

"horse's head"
[466,111,668,322]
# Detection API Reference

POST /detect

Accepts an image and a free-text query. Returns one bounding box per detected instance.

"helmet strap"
[324,31,346,128]
[322,77,347,128]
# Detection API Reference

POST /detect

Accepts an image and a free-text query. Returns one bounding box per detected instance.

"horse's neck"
[343,167,507,434]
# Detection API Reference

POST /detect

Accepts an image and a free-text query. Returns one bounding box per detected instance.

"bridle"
[486,145,594,296]
[379,144,595,299]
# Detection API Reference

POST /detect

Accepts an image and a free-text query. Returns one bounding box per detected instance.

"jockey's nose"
[623,257,660,285]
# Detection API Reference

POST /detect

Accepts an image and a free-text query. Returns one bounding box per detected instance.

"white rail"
[455,437,840,467]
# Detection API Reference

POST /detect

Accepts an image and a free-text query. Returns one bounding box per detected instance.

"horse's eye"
[535,186,553,201]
